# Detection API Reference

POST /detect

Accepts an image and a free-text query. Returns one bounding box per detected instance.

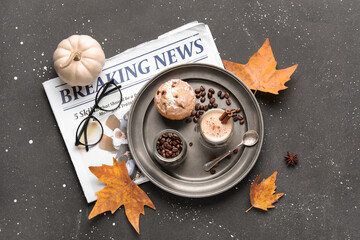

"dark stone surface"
[1,0,359,239]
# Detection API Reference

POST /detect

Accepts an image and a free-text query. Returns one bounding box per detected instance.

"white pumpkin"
[53,35,105,86]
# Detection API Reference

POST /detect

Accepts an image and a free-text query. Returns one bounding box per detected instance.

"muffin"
[154,79,195,120]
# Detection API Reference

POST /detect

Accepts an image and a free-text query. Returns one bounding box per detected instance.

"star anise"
[284,152,298,166]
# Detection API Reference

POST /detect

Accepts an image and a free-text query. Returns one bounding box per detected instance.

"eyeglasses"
[75,79,122,151]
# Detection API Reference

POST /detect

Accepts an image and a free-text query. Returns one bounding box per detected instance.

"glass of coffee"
[198,109,233,148]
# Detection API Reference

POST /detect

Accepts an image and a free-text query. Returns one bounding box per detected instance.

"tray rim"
[127,63,264,198]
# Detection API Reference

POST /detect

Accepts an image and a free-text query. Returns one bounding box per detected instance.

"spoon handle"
[203,141,244,172]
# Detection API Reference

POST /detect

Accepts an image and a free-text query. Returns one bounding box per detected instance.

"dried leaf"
[88,158,155,234]
[246,171,284,212]
[223,38,298,94]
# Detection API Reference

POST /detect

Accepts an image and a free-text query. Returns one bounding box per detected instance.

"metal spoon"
[203,130,259,172]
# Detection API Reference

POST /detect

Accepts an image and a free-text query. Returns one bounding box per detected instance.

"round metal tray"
[127,63,264,198]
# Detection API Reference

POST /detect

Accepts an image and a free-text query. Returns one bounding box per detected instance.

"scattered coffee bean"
[217,90,222,97]
[199,110,205,115]
[240,119,245,125]
[199,105,204,110]
[233,116,239,122]
[226,99,231,105]
[156,133,183,159]
[233,148,239,154]
[236,108,241,113]
[224,92,230,99]
[200,97,206,103]
[210,98,215,104]
[195,112,200,118]
[220,92,225,99]
[208,103,213,109]
[195,88,201,94]
[191,110,196,116]
[195,103,200,110]
[200,86,205,91]
[185,118,192,123]
[208,92,212,98]
[193,117,199,123]
[238,114,244,120]
[189,142,193,147]
[209,88,215,94]
[210,169,216,174]
[204,105,209,111]
[212,103,218,108]
[201,91,206,97]
[231,109,235,112]
[196,93,201,98]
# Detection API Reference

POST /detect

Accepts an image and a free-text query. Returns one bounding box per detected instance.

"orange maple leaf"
[246,171,284,212]
[223,38,298,94]
[88,158,155,234]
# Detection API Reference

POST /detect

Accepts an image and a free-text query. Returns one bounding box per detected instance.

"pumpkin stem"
[60,51,82,68]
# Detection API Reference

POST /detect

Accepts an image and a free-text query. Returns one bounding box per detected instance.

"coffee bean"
[220,93,225,99]
[209,88,215,94]
[199,110,204,115]
[204,105,209,111]
[195,88,201,94]
[238,114,244,120]
[231,109,235,112]
[224,92,230,99]
[200,86,205,91]
[196,93,201,98]
[217,90,222,97]
[195,103,200,110]
[212,103,218,108]
[210,169,216,174]
[240,119,245,125]
[208,92,212,98]
[196,112,200,118]
[185,118,192,123]
[173,147,178,152]
[189,142,193,147]
[200,97,206,103]
[208,103,213,109]
[233,116,238,122]
[210,98,215,104]
[233,148,239,154]
[236,108,241,113]
[201,91,206,97]
[226,99,231,105]
[193,117,199,123]
[199,105,204,110]
[191,110,196,116]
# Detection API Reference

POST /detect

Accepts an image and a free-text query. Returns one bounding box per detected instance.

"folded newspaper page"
[43,22,224,203]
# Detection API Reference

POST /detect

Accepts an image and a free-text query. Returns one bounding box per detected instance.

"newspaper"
[43,22,224,203]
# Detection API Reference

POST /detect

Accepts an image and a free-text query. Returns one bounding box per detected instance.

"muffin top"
[154,79,195,120]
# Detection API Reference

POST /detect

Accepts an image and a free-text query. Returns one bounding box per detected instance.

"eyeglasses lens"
[77,118,103,145]
[97,83,122,111]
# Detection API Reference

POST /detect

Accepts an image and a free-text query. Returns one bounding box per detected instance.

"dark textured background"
[1,0,359,239]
